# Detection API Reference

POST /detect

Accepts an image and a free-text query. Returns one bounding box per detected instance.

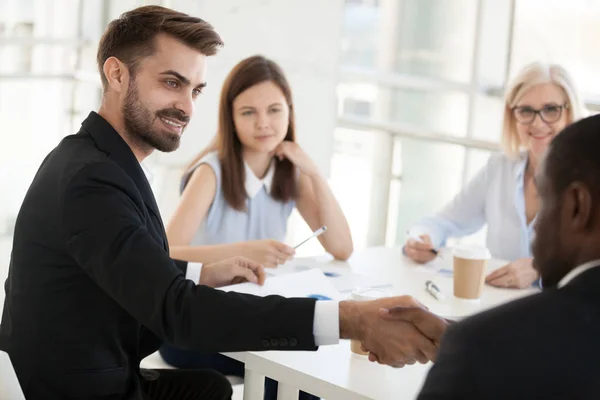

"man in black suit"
[385,114,600,399]
[0,6,448,400]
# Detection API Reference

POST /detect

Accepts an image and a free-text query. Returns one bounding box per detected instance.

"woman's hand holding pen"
[239,239,295,268]
[404,234,438,264]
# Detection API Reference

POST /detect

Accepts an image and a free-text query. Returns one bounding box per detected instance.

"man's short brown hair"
[97,5,223,90]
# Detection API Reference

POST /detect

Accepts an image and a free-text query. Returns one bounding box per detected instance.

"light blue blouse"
[408,152,535,262]
[181,152,296,246]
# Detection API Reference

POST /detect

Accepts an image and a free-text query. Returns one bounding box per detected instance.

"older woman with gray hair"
[404,62,584,289]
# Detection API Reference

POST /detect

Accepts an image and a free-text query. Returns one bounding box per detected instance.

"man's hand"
[199,256,266,288]
[339,296,449,367]
[374,306,449,363]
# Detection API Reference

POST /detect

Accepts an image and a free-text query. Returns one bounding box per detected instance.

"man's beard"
[122,79,189,153]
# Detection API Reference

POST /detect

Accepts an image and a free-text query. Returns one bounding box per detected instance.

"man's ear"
[102,57,129,93]
[566,182,593,232]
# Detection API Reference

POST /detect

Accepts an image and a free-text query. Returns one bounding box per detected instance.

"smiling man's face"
[121,33,207,152]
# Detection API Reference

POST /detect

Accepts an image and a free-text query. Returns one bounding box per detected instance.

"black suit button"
[289,337,298,347]
[262,340,270,348]
[280,338,288,347]
[271,339,279,347]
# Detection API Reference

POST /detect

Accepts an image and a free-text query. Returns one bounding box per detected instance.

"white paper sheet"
[262,257,392,294]
[218,268,344,300]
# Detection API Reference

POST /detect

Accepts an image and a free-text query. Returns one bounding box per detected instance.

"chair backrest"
[0,350,25,399]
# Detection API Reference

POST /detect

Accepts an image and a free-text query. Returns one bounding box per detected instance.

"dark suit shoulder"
[456,287,597,338]
[419,288,600,399]
[434,290,581,377]
[456,292,546,330]
[42,133,137,201]
[60,155,133,189]
[53,132,117,179]
[27,131,123,202]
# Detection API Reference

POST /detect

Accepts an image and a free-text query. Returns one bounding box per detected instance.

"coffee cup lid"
[452,244,491,260]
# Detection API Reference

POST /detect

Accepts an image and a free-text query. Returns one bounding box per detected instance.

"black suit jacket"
[418,264,600,400]
[0,112,317,399]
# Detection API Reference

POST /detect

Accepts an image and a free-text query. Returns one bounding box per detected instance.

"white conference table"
[223,246,540,400]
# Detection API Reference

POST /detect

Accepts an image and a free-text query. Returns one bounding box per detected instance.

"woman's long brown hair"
[185,55,297,210]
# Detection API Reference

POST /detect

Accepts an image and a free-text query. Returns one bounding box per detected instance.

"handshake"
[339,296,449,367]
[198,256,449,367]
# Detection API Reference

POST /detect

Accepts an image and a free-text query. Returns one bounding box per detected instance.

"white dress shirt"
[409,151,534,262]
[141,161,339,346]
[558,260,600,288]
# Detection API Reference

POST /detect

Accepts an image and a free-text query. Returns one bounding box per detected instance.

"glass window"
[336,0,515,247]
[0,80,74,225]
[393,0,478,83]
[338,81,469,137]
[340,1,381,69]
[287,125,384,254]
[471,94,504,142]
[387,142,493,248]
[391,88,468,137]
[337,81,378,118]
[390,137,466,245]
[512,0,600,103]
[0,0,109,235]
[328,127,380,250]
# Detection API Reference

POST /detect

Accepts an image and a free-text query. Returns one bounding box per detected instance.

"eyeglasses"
[512,103,568,124]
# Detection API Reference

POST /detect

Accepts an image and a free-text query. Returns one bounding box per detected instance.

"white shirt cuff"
[313,300,340,346]
[185,262,203,284]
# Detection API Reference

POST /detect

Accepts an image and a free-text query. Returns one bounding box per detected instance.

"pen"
[425,280,445,301]
[406,232,439,255]
[293,225,327,249]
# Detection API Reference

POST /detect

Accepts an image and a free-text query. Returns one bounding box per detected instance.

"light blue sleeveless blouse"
[181,151,296,245]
